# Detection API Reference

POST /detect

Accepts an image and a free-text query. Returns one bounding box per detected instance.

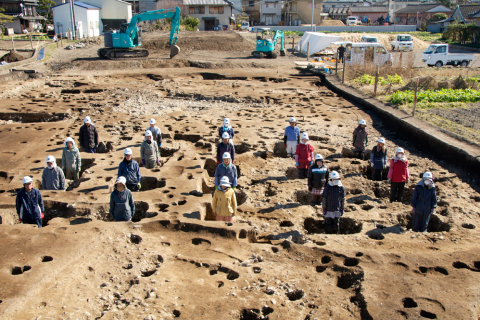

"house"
[52,1,100,37]
[285,0,323,26]
[394,4,452,28]
[183,0,233,30]
[260,0,281,25]
[427,5,480,32]
[468,8,480,26]
[322,1,370,14]
[241,0,260,24]
[328,7,349,22]
[1,0,46,33]
[348,5,388,23]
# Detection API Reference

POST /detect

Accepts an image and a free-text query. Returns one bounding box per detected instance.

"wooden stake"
[11,37,15,51]
[335,57,338,75]
[299,40,302,56]
[56,34,59,48]
[400,51,403,68]
[412,77,419,116]
[374,64,379,96]
[307,42,310,61]
[342,56,346,84]
[30,34,33,50]
[292,37,295,54]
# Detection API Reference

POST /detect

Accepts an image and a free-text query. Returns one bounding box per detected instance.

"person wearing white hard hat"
[387,147,410,203]
[79,116,99,153]
[141,131,160,169]
[295,132,315,179]
[16,176,45,227]
[212,176,237,222]
[109,176,135,221]
[322,171,346,234]
[352,119,369,159]
[308,154,329,206]
[214,152,238,189]
[62,137,81,181]
[218,118,235,143]
[216,132,236,165]
[42,156,66,191]
[146,118,162,148]
[370,138,387,181]
[284,117,301,158]
[410,172,437,233]
[118,148,141,191]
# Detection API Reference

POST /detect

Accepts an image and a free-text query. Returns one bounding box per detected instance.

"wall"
[87,9,101,36]
[253,25,417,32]
[260,1,281,25]
[139,0,157,13]
[188,5,232,30]
[52,4,77,36]
[4,19,22,34]
[80,0,132,22]
[295,0,323,25]
[351,12,388,22]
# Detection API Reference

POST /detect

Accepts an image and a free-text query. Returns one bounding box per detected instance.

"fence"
[252,25,417,33]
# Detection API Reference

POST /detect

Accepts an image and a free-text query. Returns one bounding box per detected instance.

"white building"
[183,0,234,30]
[260,0,281,25]
[52,2,101,37]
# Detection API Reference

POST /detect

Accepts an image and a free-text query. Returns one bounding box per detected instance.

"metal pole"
[11,36,15,51]
[292,37,295,54]
[69,0,75,40]
[56,34,59,48]
[412,77,419,116]
[311,0,314,32]
[30,34,33,50]
[374,64,379,96]
[307,42,310,61]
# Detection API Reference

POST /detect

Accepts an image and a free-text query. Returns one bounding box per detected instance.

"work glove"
[217,161,220,165]
[137,182,141,190]
[141,159,146,166]
[41,213,44,219]
[232,186,236,190]
[341,209,344,216]
[412,207,416,213]
[388,179,391,184]
[284,144,286,148]
[322,208,327,215]
[156,158,159,165]
[308,187,312,192]
[296,162,299,167]
[371,162,374,167]
[406,179,409,183]
[19,218,22,223]
[232,160,235,164]
[159,144,161,147]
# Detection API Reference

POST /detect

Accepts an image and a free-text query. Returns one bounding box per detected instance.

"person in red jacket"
[295,132,314,179]
[387,147,410,203]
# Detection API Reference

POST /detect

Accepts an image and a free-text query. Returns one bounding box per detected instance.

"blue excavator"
[252,28,285,59]
[98,7,181,59]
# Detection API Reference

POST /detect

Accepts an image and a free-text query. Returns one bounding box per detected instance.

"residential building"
[138,0,156,13]
[1,0,45,33]
[349,5,388,23]
[260,0,281,25]
[183,0,233,30]
[322,0,370,13]
[468,9,480,26]
[52,1,100,37]
[285,0,323,26]
[328,7,349,21]
[427,5,480,33]
[394,4,452,28]
[241,0,260,24]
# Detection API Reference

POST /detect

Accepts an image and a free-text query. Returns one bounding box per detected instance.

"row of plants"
[353,74,403,86]
[390,88,480,104]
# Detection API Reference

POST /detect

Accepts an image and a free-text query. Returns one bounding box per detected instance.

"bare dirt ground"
[0,31,480,320]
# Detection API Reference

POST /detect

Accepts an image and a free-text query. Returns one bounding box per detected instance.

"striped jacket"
[322,182,346,213]
[307,164,329,190]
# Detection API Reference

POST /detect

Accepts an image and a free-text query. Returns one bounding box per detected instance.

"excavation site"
[0,31,480,320]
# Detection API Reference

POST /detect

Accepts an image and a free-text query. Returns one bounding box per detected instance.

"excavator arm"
[273,30,286,56]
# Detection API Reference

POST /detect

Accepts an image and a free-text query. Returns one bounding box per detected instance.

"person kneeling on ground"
[118,148,141,191]
[322,171,346,234]
[214,152,237,189]
[370,138,387,181]
[141,131,160,169]
[352,119,368,159]
[109,176,135,222]
[284,117,300,159]
[42,155,66,191]
[388,147,409,203]
[308,154,329,206]
[410,172,437,233]
[62,137,81,181]
[212,176,237,222]
[295,132,314,179]
[216,132,235,165]
[16,176,45,228]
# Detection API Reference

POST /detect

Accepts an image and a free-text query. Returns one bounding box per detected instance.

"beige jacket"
[212,188,237,217]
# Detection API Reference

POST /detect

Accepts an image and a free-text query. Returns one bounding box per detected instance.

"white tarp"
[295,32,343,54]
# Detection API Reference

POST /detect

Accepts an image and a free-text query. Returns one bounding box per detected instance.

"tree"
[439,0,454,9]
[0,7,14,24]
[432,13,448,21]
[37,0,56,26]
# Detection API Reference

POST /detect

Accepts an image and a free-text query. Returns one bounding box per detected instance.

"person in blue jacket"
[216,132,235,165]
[218,118,235,143]
[284,117,300,158]
[411,172,437,233]
[16,176,44,228]
[118,148,141,191]
[370,138,387,181]
[110,176,135,222]
[214,152,238,189]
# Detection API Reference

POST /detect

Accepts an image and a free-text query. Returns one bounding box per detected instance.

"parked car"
[341,42,393,66]
[241,21,249,30]
[361,36,378,43]
[347,16,358,26]
[421,44,474,67]
[391,34,413,51]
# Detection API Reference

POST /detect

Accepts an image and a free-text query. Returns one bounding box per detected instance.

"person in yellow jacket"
[212,176,237,222]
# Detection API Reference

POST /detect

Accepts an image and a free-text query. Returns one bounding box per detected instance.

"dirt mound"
[330,33,431,51]
[317,20,345,26]
[142,31,255,52]
[1,51,25,63]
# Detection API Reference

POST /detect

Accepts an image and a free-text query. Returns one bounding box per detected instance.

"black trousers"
[23,217,42,228]
[298,168,308,179]
[126,183,138,192]
[412,212,431,232]
[353,147,365,160]
[325,217,340,234]
[390,182,405,202]
[372,169,383,181]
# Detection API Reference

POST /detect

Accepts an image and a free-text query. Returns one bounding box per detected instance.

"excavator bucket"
[280,49,286,56]
[170,45,180,58]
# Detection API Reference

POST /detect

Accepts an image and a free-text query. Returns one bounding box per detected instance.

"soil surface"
[0,31,479,320]
[1,50,26,63]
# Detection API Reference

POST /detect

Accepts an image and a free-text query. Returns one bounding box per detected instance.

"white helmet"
[359,119,367,126]
[46,155,55,163]
[223,118,230,125]
[378,138,385,144]
[396,147,404,155]
[124,148,133,155]
[149,118,156,125]
[145,131,153,137]
[222,132,230,139]
[289,117,296,123]
[116,176,126,186]
[64,137,75,147]
[84,116,91,124]
[222,152,231,159]
[423,172,433,180]
[301,132,309,140]
[22,176,33,184]
[219,176,231,187]
[330,171,340,180]
[315,154,324,161]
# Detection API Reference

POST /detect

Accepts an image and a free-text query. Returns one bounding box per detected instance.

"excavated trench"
[304,217,363,235]
[0,112,69,123]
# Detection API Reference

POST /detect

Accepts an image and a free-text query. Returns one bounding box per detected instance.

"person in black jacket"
[79,116,99,153]
[16,176,44,228]
[322,171,346,234]
[411,172,437,233]
[307,154,329,206]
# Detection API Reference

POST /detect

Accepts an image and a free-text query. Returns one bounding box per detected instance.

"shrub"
[182,16,200,31]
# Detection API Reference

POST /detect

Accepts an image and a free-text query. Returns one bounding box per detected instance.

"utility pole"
[69,0,76,40]
[311,0,314,31]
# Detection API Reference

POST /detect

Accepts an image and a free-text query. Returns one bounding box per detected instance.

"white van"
[241,21,249,30]
[342,42,393,66]
[347,16,358,26]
